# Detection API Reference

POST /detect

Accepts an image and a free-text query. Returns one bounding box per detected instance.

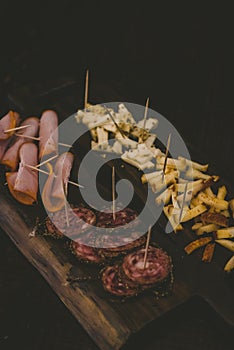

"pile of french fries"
[76,105,234,272]
[142,156,234,271]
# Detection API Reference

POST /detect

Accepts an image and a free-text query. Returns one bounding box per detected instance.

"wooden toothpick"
[162,133,171,176]
[143,226,152,269]
[179,182,188,223]
[112,166,116,221]
[16,133,40,141]
[58,142,73,148]
[36,155,58,167]
[4,124,30,133]
[143,97,150,131]
[24,163,50,175]
[64,182,70,227]
[103,105,127,139]
[84,69,89,109]
[68,180,84,189]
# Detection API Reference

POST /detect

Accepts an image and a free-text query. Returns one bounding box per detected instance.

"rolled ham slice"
[39,110,58,159]
[0,111,19,140]
[42,152,74,212]
[6,143,38,205]
[1,117,39,170]
[0,112,20,160]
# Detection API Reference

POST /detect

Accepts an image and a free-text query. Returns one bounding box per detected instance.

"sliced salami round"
[101,265,138,297]
[96,207,138,229]
[70,231,103,264]
[121,246,172,288]
[45,206,96,239]
[96,232,146,258]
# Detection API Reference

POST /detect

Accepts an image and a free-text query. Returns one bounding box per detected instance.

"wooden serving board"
[0,150,234,350]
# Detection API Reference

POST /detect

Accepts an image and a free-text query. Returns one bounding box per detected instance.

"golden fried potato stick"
[184,237,212,254]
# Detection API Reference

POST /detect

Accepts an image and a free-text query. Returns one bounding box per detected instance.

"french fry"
[202,242,215,263]
[155,186,172,205]
[97,127,108,145]
[224,255,234,272]
[178,157,209,172]
[215,239,234,252]
[163,205,183,232]
[156,156,187,171]
[184,237,212,254]
[173,179,203,193]
[216,227,234,239]
[192,222,203,230]
[204,187,215,198]
[196,224,219,236]
[221,210,230,218]
[185,168,212,181]
[141,170,163,184]
[198,192,229,211]
[181,204,207,223]
[217,185,227,200]
[229,199,234,219]
[190,196,203,207]
[201,212,228,227]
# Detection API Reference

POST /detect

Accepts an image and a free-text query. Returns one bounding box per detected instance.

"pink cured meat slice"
[122,246,172,286]
[14,143,38,200]
[101,265,138,297]
[1,117,39,170]
[39,110,58,159]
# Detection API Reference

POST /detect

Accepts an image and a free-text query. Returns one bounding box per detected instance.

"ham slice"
[42,152,74,212]
[0,111,19,140]
[1,117,39,170]
[0,112,20,160]
[6,143,38,205]
[39,110,58,159]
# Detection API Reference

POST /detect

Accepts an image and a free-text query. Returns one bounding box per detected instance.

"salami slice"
[45,206,96,239]
[101,265,138,297]
[121,246,172,287]
[70,230,103,264]
[96,207,138,229]
[96,232,146,258]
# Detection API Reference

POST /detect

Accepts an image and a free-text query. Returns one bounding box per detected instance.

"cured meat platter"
[0,101,234,350]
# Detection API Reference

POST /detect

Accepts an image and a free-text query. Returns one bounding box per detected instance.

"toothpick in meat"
[15,133,40,141]
[112,166,116,221]
[58,142,73,148]
[4,124,30,133]
[143,226,152,269]
[64,182,70,227]
[35,155,58,168]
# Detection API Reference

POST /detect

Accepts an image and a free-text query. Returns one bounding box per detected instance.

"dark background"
[0,2,234,349]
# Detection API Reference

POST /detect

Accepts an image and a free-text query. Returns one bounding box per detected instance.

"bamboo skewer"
[4,125,30,133]
[84,69,89,109]
[143,97,150,131]
[162,133,172,176]
[112,166,116,221]
[143,226,152,269]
